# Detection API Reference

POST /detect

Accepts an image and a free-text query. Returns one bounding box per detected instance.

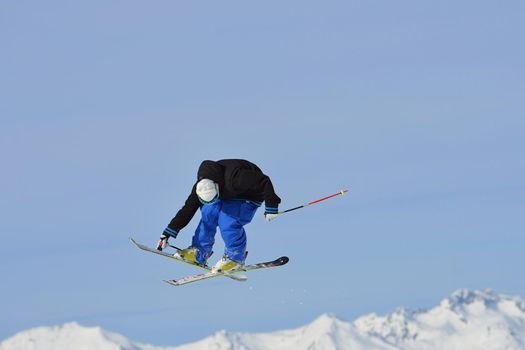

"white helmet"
[196,179,219,204]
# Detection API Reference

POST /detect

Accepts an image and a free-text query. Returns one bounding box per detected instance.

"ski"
[129,237,247,282]
[164,256,289,286]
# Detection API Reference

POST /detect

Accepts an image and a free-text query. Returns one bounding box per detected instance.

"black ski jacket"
[167,159,281,232]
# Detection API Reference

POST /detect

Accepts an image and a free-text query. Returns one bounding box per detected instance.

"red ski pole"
[277,189,349,215]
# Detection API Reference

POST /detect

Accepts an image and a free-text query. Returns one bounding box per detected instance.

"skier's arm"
[260,174,281,215]
[232,166,281,219]
[166,184,200,235]
[233,168,281,207]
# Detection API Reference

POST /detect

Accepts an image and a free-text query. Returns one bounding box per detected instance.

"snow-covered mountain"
[0,322,171,350]
[2,289,525,350]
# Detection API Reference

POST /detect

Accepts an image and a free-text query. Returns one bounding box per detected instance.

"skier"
[156,159,281,273]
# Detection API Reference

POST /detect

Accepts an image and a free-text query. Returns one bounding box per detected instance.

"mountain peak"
[354,307,418,344]
[309,313,343,328]
[444,288,500,307]
[439,288,525,317]
[0,322,145,350]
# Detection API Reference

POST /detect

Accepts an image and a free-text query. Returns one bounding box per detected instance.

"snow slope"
[2,289,525,350]
[0,322,174,350]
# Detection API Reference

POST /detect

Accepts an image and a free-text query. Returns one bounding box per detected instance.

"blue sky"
[1,0,524,346]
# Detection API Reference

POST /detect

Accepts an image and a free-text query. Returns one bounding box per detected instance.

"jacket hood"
[197,160,225,188]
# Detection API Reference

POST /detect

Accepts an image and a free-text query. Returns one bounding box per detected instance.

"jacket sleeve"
[260,174,281,209]
[167,184,200,233]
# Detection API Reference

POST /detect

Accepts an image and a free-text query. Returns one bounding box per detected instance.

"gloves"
[157,234,169,251]
[264,207,279,222]
[265,213,279,221]
[157,227,178,251]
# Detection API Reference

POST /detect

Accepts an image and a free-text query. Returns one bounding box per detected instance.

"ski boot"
[174,246,205,266]
[211,255,244,273]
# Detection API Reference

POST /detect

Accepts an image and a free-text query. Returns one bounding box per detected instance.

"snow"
[2,289,525,350]
[0,322,173,350]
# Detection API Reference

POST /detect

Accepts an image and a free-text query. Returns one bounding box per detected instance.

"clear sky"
[1,0,524,346]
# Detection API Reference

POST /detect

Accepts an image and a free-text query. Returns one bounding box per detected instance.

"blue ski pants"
[192,200,259,264]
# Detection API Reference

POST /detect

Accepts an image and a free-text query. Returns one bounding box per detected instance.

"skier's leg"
[218,200,259,264]
[191,201,221,264]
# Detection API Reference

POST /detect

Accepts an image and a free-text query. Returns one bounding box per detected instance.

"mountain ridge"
[2,289,525,350]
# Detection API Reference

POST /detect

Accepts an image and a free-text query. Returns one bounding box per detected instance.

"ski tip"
[277,256,290,265]
[129,237,143,249]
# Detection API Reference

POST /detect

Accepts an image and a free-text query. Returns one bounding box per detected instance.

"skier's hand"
[265,213,279,222]
[264,207,279,222]
[157,234,170,251]
[157,227,178,251]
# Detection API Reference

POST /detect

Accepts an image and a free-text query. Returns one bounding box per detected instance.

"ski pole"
[169,244,183,251]
[278,188,349,215]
